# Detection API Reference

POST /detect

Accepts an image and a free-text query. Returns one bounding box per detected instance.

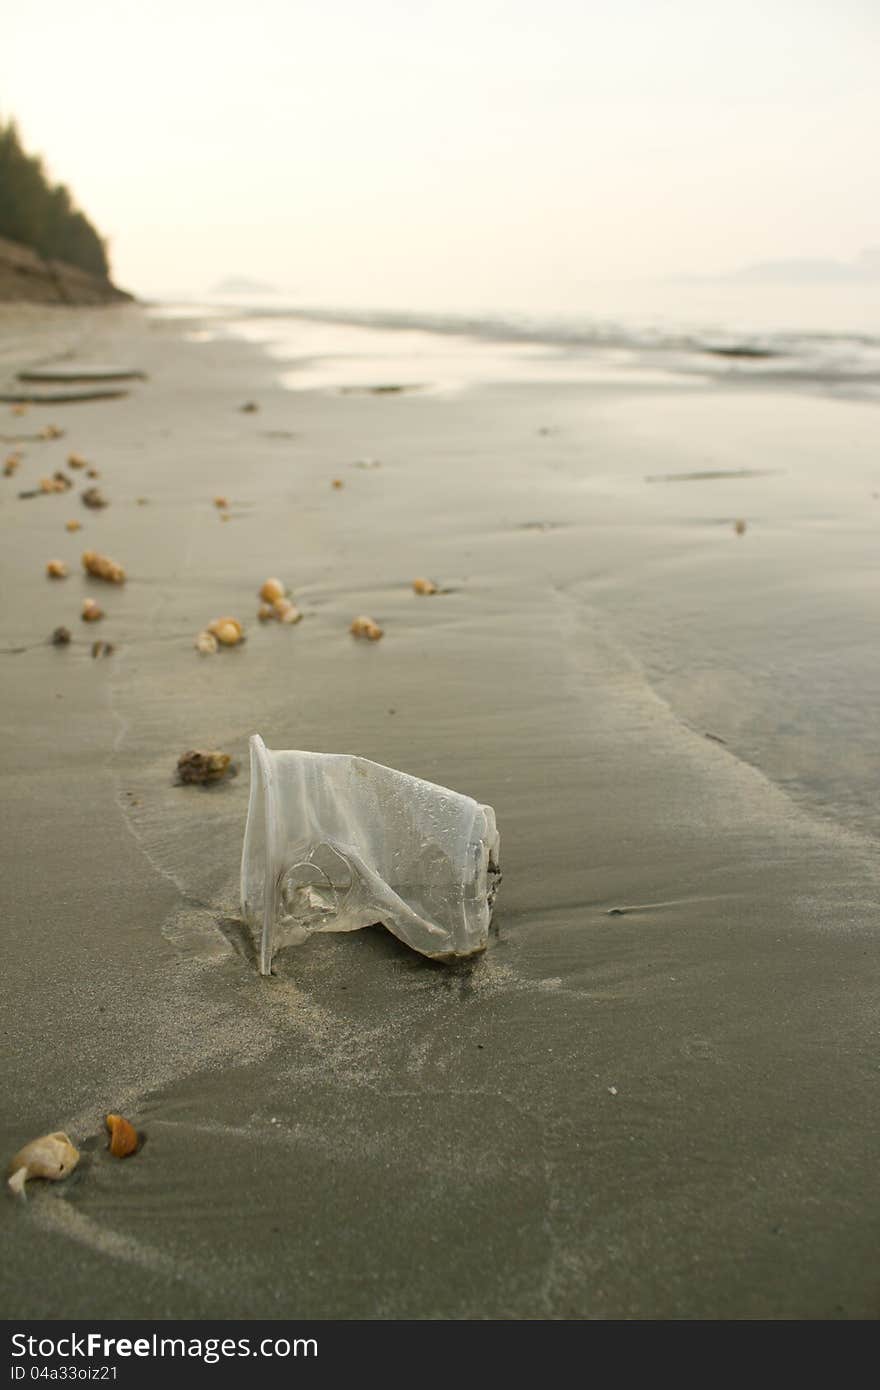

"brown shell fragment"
[259,577,286,604]
[176,750,233,785]
[81,598,104,623]
[207,616,244,646]
[67,452,88,469]
[46,559,68,579]
[213,496,229,509]
[81,485,107,509]
[82,549,126,584]
[3,453,20,476]
[331,478,344,489]
[412,577,438,595]
[86,468,100,479]
[734,518,747,535]
[105,1114,139,1158]
[350,615,384,641]
[65,519,82,532]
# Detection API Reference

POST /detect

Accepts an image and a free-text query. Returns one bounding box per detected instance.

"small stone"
[214,496,229,509]
[67,452,88,469]
[275,600,302,625]
[176,750,233,785]
[46,559,68,579]
[65,519,82,532]
[51,626,71,646]
[81,598,104,622]
[734,518,747,535]
[331,478,344,489]
[81,485,107,509]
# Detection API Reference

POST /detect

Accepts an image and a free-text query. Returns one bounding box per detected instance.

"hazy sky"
[4,0,878,308]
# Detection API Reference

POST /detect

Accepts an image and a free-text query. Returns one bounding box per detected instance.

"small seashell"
[734,518,747,535]
[82,550,126,584]
[65,519,82,532]
[331,478,344,489]
[350,615,384,641]
[207,616,244,646]
[7,1132,80,1198]
[176,750,232,785]
[39,424,63,439]
[67,452,88,469]
[412,577,438,595]
[82,598,104,622]
[81,485,107,509]
[51,626,71,646]
[105,1114,139,1158]
[274,600,302,625]
[257,604,275,622]
[195,629,218,655]
[214,496,229,509]
[259,577,286,604]
[46,559,68,579]
[91,640,114,659]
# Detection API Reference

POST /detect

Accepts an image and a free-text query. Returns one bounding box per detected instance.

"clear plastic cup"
[241,736,501,974]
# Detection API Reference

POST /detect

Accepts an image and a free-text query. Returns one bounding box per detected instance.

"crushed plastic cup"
[241,736,501,974]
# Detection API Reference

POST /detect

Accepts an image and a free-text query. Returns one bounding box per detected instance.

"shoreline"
[1,303,879,1319]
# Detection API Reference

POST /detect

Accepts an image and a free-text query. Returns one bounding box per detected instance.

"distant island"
[718,248,880,286]
[0,118,131,304]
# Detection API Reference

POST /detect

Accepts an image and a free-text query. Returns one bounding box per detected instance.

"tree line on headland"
[0,118,110,278]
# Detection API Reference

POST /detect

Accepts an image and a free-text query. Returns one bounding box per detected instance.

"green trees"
[0,119,109,277]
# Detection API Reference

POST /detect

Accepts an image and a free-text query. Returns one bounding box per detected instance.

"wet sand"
[1,304,879,1319]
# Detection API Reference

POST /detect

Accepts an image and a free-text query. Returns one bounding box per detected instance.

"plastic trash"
[241,736,501,974]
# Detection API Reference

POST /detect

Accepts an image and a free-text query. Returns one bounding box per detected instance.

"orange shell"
[106,1113,139,1158]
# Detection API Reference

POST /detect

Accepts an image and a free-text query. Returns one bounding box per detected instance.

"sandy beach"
[1,302,879,1319]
